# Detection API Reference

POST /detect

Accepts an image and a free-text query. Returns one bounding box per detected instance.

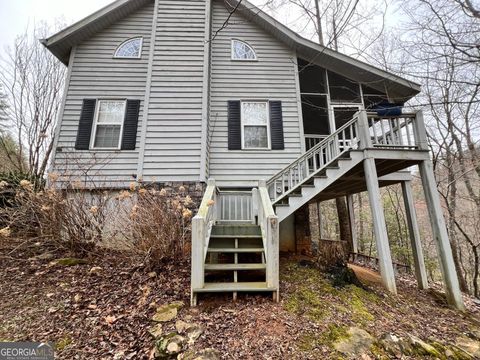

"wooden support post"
[363,157,397,294]
[419,160,465,310]
[401,180,428,290]
[347,194,358,256]
[191,216,205,306]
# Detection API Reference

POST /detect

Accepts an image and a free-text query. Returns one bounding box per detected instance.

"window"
[231,39,257,61]
[91,100,126,149]
[241,101,269,149]
[114,37,143,58]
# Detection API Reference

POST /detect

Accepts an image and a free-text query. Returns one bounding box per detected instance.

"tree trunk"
[336,196,352,250]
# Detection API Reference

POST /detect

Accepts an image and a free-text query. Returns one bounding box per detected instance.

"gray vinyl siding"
[52,2,154,187]
[141,0,206,182]
[208,1,302,187]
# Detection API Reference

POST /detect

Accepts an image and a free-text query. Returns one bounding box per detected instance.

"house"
[42,0,464,309]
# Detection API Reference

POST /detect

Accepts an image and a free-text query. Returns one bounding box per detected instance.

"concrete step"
[207,247,264,253]
[204,263,266,271]
[194,282,275,292]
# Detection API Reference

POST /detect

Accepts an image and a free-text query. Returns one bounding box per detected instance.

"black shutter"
[227,100,241,150]
[269,101,284,150]
[75,99,96,150]
[121,99,141,150]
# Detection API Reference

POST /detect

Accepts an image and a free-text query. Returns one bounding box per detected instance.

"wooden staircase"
[195,224,277,298]
[191,184,279,306]
[191,111,424,305]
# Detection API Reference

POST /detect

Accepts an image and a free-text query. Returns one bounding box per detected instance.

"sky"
[0,0,112,50]
[0,0,286,51]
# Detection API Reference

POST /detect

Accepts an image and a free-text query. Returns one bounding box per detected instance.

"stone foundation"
[149,181,206,210]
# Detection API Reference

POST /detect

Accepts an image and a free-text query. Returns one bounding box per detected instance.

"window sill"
[231,59,258,62]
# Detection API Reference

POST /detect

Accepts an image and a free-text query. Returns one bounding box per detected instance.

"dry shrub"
[0,177,195,265]
[116,185,194,269]
[0,177,110,256]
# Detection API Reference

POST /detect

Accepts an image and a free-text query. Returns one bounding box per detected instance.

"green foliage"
[282,262,378,327]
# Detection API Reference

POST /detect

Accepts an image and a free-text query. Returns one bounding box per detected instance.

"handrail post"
[191,215,205,302]
[357,110,372,149]
[251,187,258,224]
[413,110,428,150]
[191,178,216,306]
[258,179,279,301]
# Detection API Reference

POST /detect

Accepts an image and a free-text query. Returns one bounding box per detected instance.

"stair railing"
[266,113,362,204]
[191,178,217,292]
[258,180,279,300]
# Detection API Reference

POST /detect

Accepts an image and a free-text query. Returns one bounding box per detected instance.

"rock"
[55,258,88,266]
[166,335,185,355]
[166,342,181,355]
[407,334,443,357]
[379,333,405,357]
[193,348,221,360]
[149,324,163,339]
[186,324,203,344]
[175,320,190,333]
[333,327,374,356]
[456,336,480,358]
[152,301,184,322]
[174,320,203,344]
[29,252,55,261]
[89,266,102,275]
[155,332,175,358]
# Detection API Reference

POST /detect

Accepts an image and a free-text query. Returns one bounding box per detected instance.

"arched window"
[231,39,257,61]
[114,37,143,58]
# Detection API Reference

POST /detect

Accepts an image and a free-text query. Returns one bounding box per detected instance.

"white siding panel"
[208,1,302,186]
[142,0,206,181]
[53,2,154,187]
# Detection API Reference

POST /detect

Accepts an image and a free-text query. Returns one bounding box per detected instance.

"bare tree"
[0,23,65,178]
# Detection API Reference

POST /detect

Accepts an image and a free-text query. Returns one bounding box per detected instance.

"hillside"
[1,247,479,359]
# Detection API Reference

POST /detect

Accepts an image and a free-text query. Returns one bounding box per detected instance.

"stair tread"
[194,282,275,292]
[204,263,266,270]
[210,234,262,238]
[207,247,264,253]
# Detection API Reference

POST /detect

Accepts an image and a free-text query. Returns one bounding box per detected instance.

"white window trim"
[231,39,258,61]
[114,37,143,59]
[89,99,126,150]
[240,100,271,150]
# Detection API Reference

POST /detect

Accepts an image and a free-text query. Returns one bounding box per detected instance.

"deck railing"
[268,111,425,204]
[258,180,279,300]
[368,112,418,149]
[191,179,217,297]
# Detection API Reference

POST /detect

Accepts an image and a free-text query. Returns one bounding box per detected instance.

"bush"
[0,177,194,265]
[116,184,194,269]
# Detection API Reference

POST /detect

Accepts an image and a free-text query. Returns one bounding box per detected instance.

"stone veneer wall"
[150,181,206,211]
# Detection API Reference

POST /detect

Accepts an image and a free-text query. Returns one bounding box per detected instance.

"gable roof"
[41,0,152,65]
[42,0,420,101]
